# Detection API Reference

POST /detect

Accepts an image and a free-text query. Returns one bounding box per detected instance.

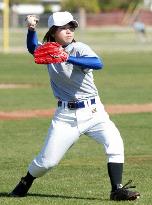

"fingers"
[25,14,40,30]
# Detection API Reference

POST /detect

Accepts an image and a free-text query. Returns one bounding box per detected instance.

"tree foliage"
[61,0,100,13]
[9,0,143,13]
[98,0,143,12]
[9,0,40,5]
[61,0,143,13]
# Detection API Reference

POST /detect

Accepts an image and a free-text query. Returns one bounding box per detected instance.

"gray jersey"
[47,42,99,101]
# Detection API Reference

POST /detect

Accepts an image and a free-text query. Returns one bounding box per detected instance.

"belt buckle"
[68,101,76,110]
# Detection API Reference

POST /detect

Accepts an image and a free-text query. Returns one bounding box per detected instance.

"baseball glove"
[25,15,40,29]
[34,42,69,64]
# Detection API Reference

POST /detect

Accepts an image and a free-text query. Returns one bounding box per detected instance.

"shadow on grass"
[0,192,9,197]
[0,192,107,201]
[29,193,102,201]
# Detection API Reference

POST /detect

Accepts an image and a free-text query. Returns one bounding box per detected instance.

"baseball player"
[9,11,140,201]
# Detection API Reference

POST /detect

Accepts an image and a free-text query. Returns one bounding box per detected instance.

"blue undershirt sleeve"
[27,30,38,54]
[67,56,103,70]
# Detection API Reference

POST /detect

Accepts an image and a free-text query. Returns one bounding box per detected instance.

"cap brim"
[53,20,79,28]
[71,20,79,28]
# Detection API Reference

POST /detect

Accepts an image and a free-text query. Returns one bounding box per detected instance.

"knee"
[105,138,124,156]
[43,159,59,170]
[105,139,124,163]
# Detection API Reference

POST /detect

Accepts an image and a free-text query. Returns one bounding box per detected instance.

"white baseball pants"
[29,96,124,178]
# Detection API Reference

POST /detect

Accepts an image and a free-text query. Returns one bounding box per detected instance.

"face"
[54,23,75,46]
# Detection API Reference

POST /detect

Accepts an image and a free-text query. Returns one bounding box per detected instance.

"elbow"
[94,59,104,70]
[27,48,34,55]
[85,58,104,70]
[28,48,34,55]
[27,45,36,55]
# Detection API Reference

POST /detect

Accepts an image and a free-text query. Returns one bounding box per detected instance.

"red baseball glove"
[34,42,69,64]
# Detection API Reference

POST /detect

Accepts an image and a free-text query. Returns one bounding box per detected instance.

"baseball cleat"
[110,180,140,201]
[9,177,33,197]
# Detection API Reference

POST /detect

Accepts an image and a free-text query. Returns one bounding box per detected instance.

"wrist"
[28,27,36,31]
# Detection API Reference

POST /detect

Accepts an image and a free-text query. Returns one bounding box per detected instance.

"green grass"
[96,52,152,104]
[75,27,152,52]
[0,51,151,111]
[1,27,152,52]
[0,113,152,205]
[50,27,152,52]
[0,53,48,84]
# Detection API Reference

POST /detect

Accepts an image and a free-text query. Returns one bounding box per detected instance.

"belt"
[58,98,96,110]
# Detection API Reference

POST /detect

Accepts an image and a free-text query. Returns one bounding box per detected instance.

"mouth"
[66,36,72,39]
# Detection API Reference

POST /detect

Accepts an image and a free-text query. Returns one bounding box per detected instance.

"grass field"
[1,26,152,52]
[0,51,151,111]
[0,28,152,204]
[0,114,152,205]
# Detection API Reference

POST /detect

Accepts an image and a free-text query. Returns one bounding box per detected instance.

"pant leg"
[85,99,124,163]
[86,120,124,163]
[29,108,80,177]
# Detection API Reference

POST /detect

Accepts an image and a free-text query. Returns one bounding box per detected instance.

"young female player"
[10,11,140,201]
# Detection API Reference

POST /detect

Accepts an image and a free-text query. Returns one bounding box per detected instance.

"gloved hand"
[34,42,69,64]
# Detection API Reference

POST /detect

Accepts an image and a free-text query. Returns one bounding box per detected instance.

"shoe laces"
[121,180,136,190]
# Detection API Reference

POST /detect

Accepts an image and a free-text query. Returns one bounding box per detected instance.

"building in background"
[0,0,152,28]
[9,0,61,27]
[144,0,152,10]
[11,4,44,15]
[42,0,61,12]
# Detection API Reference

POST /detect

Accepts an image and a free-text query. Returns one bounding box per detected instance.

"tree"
[98,0,143,12]
[9,0,41,5]
[61,0,100,13]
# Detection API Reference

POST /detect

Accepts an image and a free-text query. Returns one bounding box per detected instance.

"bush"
[61,0,100,13]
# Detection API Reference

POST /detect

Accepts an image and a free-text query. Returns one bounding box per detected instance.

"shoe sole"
[111,194,140,201]
[129,195,140,200]
[8,192,27,197]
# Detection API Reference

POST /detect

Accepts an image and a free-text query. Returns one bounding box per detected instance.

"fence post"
[78,7,86,29]
[3,0,9,53]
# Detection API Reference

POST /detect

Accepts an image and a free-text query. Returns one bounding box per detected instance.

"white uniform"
[28,42,124,178]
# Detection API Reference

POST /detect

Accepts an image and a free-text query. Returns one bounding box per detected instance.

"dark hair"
[43,26,57,43]
[43,22,76,43]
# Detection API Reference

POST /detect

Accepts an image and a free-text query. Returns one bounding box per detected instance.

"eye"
[59,26,75,31]
[59,26,66,30]
[70,26,75,30]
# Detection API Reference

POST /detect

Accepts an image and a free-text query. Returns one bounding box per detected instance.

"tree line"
[9,0,142,13]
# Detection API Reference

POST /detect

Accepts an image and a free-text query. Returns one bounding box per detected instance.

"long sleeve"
[67,56,103,70]
[27,30,38,54]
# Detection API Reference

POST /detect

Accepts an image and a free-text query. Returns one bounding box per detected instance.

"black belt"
[58,98,96,110]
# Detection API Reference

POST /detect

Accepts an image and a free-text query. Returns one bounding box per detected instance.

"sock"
[107,162,123,191]
[23,171,36,183]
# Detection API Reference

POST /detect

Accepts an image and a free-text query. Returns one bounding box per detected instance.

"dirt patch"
[0,109,56,120]
[1,84,151,120]
[0,103,152,120]
[105,103,152,114]
[0,84,33,89]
